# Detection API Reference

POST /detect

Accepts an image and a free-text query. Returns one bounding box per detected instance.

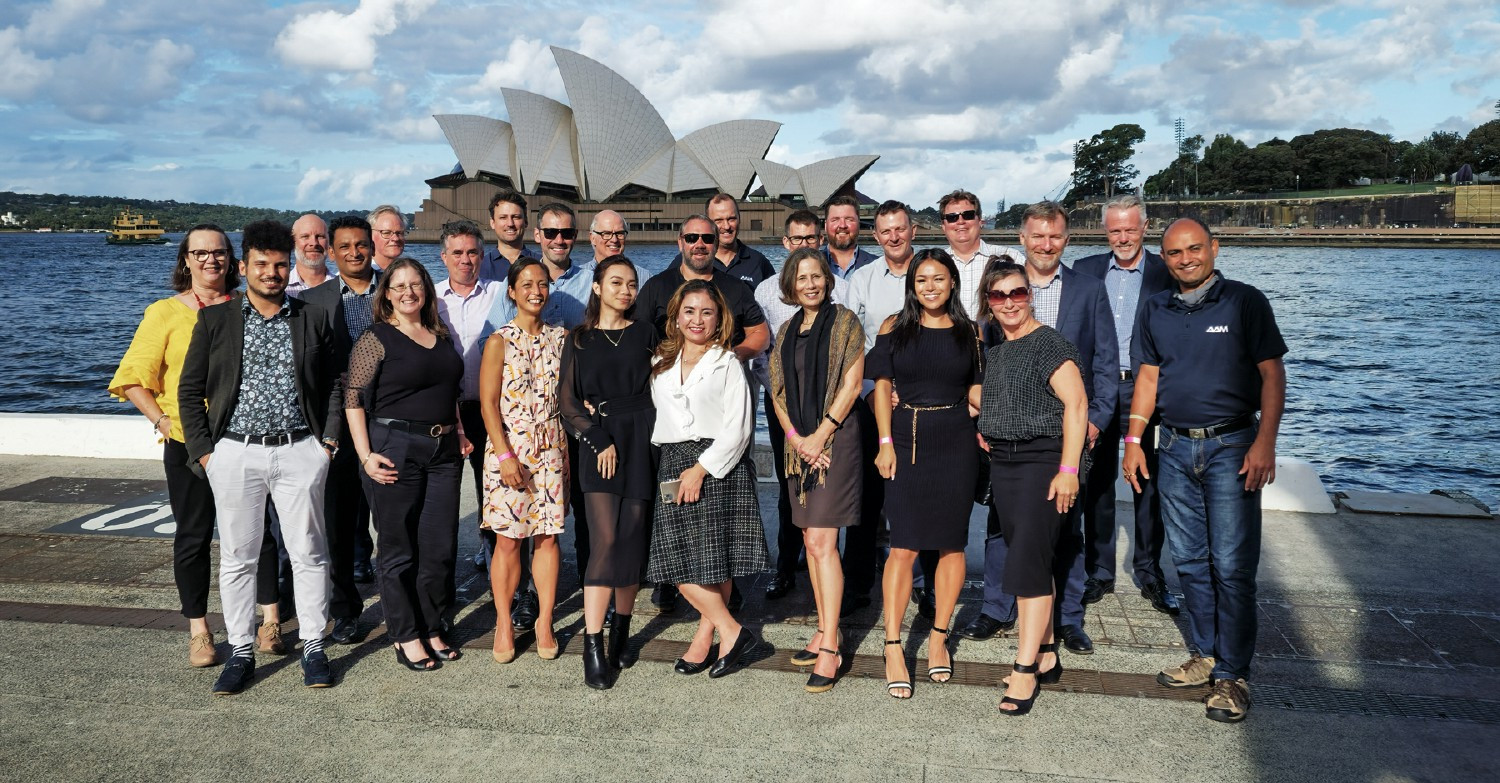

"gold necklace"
[600,327,624,347]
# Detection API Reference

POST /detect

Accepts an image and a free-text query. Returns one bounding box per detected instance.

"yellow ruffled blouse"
[107,297,198,443]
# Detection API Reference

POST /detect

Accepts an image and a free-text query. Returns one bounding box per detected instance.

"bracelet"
[360,453,374,465]
[152,412,169,430]
[787,426,798,438]
[1058,464,1079,475]
[878,436,893,445]
[1129,414,1151,424]
[824,413,844,429]
[1123,436,1142,444]
[497,451,516,462]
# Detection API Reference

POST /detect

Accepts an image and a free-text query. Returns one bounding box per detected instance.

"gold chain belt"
[898,401,962,464]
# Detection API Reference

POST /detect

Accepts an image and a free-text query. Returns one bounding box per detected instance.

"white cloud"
[295,163,428,208]
[48,37,195,122]
[0,28,54,100]
[465,37,563,102]
[146,162,181,171]
[23,0,108,50]
[275,0,437,72]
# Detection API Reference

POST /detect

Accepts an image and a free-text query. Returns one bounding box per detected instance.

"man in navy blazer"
[1072,195,1180,618]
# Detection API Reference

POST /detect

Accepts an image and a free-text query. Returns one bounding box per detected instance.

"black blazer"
[1051,265,1119,433]
[178,294,344,467]
[298,273,377,368]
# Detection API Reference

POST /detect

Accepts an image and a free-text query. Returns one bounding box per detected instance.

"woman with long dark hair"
[558,255,657,689]
[345,257,471,672]
[977,260,1087,716]
[866,248,983,699]
[648,280,768,679]
[767,248,866,693]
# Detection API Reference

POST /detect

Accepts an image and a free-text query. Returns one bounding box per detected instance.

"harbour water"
[4,232,1497,507]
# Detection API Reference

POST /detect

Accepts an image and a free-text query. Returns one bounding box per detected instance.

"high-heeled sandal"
[791,629,840,668]
[926,626,953,683]
[804,648,841,693]
[426,634,462,662]
[1037,642,1063,685]
[884,639,912,700]
[394,643,438,672]
[1000,660,1041,716]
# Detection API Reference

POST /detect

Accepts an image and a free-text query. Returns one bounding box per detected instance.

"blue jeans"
[1156,425,1262,681]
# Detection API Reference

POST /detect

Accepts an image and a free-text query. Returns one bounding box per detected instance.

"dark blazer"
[1052,264,1119,432]
[178,294,344,467]
[298,273,376,368]
[1071,248,1173,346]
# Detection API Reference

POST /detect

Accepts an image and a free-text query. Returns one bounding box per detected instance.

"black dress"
[558,321,658,500]
[864,325,981,551]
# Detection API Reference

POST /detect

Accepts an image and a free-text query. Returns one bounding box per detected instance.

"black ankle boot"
[608,614,637,669]
[583,632,612,690]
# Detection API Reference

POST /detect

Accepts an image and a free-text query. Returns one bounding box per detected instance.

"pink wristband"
[1123,436,1142,444]
[787,426,798,438]
[497,451,516,462]
[1058,464,1078,475]
[878,436,893,445]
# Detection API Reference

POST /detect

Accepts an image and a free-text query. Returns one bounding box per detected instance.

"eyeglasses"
[389,284,424,295]
[540,227,578,240]
[785,234,819,246]
[942,210,979,223]
[591,230,627,240]
[680,232,715,245]
[986,286,1031,304]
[375,229,407,240]
[187,249,229,261]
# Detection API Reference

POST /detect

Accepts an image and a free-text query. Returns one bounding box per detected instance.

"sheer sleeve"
[343,328,385,410]
[558,333,613,453]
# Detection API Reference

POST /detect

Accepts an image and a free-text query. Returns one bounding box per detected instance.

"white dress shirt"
[435,277,500,401]
[842,256,910,352]
[650,345,753,479]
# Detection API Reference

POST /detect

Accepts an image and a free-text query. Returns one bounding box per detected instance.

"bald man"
[287,214,332,298]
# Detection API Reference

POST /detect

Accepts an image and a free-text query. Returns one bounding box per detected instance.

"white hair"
[1102,194,1146,225]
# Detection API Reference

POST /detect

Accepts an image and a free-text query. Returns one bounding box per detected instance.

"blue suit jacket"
[1053,264,1119,432]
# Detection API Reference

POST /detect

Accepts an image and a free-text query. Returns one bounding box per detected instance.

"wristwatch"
[321,438,339,458]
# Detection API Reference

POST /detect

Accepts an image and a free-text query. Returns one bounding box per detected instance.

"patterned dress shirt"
[226,296,305,435]
[338,270,380,342]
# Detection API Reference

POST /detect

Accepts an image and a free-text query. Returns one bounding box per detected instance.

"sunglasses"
[986,286,1031,304]
[540,227,578,240]
[942,209,979,223]
[680,232,715,244]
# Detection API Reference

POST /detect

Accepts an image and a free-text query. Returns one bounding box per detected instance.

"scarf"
[771,305,864,505]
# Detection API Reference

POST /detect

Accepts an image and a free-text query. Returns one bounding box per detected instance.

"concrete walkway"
[0,454,1496,782]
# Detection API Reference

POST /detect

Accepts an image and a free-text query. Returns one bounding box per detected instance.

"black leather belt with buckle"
[374,417,456,437]
[1166,414,1256,440]
[223,428,312,447]
[1118,370,1133,381]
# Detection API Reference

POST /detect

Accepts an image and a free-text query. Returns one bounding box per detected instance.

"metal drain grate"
[1256,683,1500,724]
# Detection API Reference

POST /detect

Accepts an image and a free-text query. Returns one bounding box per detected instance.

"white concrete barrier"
[0,412,162,461]
[1113,455,1335,514]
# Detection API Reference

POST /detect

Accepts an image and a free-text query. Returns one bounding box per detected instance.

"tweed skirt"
[647,439,769,585]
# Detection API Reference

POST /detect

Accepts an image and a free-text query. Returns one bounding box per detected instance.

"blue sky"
[2,0,1496,213]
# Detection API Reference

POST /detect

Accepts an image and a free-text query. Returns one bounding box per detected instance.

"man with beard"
[287,213,332,298]
[822,195,877,279]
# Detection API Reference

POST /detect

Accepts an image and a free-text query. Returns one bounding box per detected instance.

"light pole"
[1295,174,1300,197]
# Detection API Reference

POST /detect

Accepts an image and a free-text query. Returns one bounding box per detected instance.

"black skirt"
[647,439,769,585]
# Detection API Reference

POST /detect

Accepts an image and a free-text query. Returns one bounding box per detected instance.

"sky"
[2,0,1497,213]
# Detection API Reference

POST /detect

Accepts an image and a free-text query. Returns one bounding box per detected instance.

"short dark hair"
[680,213,715,237]
[488,189,528,218]
[938,189,981,215]
[784,209,820,233]
[439,219,484,251]
[1021,200,1069,230]
[241,219,293,259]
[824,194,859,215]
[328,215,371,239]
[536,202,575,225]
[172,224,239,292]
[874,199,912,222]
[778,247,835,306]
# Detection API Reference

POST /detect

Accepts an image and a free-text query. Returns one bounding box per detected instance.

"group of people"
[110,187,1285,723]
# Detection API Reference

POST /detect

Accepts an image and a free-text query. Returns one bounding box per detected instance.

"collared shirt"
[842,256,909,352]
[338,270,381,342]
[287,262,335,299]
[713,242,776,288]
[436,277,500,401]
[947,238,1018,318]
[1030,269,1063,329]
[479,245,538,282]
[649,345,753,479]
[1103,253,1145,371]
[824,246,877,279]
[227,296,305,435]
[485,257,653,330]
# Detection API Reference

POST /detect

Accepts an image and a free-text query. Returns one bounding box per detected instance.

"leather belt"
[374,417,456,437]
[594,393,653,417]
[1118,369,1133,381]
[1165,413,1256,440]
[223,428,312,447]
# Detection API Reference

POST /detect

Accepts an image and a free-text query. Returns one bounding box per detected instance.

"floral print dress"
[482,323,568,538]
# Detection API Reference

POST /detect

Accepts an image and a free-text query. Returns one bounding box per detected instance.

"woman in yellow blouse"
[109,225,284,667]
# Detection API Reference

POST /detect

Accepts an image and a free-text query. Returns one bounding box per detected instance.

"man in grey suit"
[178,219,344,694]
[1072,195,1179,616]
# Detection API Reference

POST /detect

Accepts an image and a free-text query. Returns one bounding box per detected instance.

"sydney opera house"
[411,47,878,242]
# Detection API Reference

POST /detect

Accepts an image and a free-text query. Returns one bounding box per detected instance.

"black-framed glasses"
[785,233,819,246]
[375,229,407,240]
[540,227,578,240]
[187,249,230,261]
[986,286,1031,304]
[942,209,979,223]
[591,230,628,240]
[680,232,715,244]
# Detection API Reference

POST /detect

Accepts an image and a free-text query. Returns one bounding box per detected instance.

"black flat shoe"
[652,583,679,614]
[1141,582,1181,616]
[958,614,1015,641]
[395,644,439,672]
[708,629,758,679]
[1057,623,1094,655]
[999,660,1041,716]
[1082,577,1114,605]
[764,574,795,600]
[674,644,717,675]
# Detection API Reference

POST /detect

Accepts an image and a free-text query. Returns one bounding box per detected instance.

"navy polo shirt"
[634,264,766,347]
[713,242,775,288]
[1132,273,1286,429]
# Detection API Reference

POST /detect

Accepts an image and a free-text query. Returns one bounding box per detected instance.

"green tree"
[996,202,1031,229]
[1465,119,1500,175]
[1234,139,1296,193]
[1425,130,1464,176]
[1066,123,1145,204]
[1290,128,1393,188]
[1199,134,1249,194]
[1143,134,1202,198]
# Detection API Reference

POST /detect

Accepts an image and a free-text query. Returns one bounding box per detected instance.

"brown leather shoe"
[256,622,286,655]
[189,631,219,668]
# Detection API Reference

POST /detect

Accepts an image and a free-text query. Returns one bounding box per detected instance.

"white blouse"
[649,345,754,478]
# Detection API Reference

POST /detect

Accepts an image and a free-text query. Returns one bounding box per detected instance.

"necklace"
[191,290,225,310]
[600,327,624,347]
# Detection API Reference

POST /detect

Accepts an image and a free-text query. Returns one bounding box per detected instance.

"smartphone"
[659,479,681,504]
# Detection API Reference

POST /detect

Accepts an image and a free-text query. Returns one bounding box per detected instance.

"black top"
[979,325,1080,442]
[344,322,464,424]
[1133,273,1287,428]
[558,320,659,453]
[714,243,776,288]
[864,325,981,405]
[634,265,766,347]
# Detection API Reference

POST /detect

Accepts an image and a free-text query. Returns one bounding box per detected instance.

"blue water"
[4,232,1498,508]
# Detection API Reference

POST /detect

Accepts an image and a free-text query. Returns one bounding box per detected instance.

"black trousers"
[324,440,367,622]
[164,439,278,617]
[1084,377,1166,588]
[844,396,881,596]
[363,422,463,643]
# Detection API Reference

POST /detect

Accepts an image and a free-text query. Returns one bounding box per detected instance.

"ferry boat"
[105,210,170,245]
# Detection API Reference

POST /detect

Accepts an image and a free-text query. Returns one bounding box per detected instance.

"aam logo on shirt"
[1205,325,1230,333]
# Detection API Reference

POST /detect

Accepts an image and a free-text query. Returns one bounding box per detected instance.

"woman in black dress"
[867,248,982,699]
[768,248,866,694]
[977,261,1087,716]
[345,257,472,672]
[558,255,658,690]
